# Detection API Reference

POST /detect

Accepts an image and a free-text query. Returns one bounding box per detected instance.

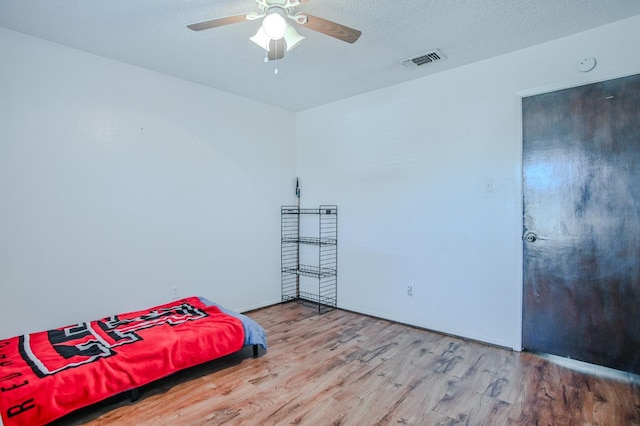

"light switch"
[484,178,495,193]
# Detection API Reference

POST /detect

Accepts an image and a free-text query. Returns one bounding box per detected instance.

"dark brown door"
[522,73,640,374]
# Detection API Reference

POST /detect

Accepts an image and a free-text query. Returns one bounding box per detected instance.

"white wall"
[296,16,640,349]
[0,28,296,339]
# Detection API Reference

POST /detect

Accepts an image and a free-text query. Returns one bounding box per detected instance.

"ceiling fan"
[187,0,362,61]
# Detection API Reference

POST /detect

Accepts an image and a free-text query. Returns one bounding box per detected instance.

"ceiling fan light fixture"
[250,27,271,51]
[262,12,287,39]
[189,2,362,64]
[283,25,305,51]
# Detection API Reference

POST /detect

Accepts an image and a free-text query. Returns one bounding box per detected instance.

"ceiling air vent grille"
[401,49,446,69]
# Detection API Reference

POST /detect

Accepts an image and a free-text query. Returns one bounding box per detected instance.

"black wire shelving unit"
[281,205,337,314]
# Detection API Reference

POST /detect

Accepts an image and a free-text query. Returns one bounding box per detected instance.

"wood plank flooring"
[54,303,640,425]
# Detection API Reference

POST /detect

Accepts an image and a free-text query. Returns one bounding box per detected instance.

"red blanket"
[0,297,244,425]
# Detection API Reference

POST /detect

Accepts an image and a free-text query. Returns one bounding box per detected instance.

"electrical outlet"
[407,284,414,296]
[171,286,179,300]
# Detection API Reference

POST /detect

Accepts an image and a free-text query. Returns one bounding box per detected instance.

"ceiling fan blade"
[300,14,361,44]
[267,39,285,61]
[187,14,247,31]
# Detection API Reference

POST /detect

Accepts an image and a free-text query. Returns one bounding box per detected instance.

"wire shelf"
[281,205,337,314]
[281,236,337,246]
[281,207,337,215]
[282,264,337,278]
[282,292,336,314]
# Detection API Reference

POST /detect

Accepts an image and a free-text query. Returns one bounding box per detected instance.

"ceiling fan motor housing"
[256,0,302,14]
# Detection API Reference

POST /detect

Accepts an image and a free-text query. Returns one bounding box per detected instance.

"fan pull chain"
[274,39,279,75]
[262,40,281,75]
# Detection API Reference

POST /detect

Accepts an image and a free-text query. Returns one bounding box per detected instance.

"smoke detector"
[401,49,446,69]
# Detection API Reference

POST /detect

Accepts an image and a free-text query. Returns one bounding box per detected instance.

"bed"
[0,296,267,426]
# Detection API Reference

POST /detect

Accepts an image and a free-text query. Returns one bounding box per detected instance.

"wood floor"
[55,302,640,425]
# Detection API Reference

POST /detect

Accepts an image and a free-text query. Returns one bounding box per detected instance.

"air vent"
[401,49,446,69]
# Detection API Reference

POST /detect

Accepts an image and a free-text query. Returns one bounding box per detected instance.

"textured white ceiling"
[1,1,639,111]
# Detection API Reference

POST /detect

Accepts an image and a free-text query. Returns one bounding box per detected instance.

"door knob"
[524,232,537,242]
